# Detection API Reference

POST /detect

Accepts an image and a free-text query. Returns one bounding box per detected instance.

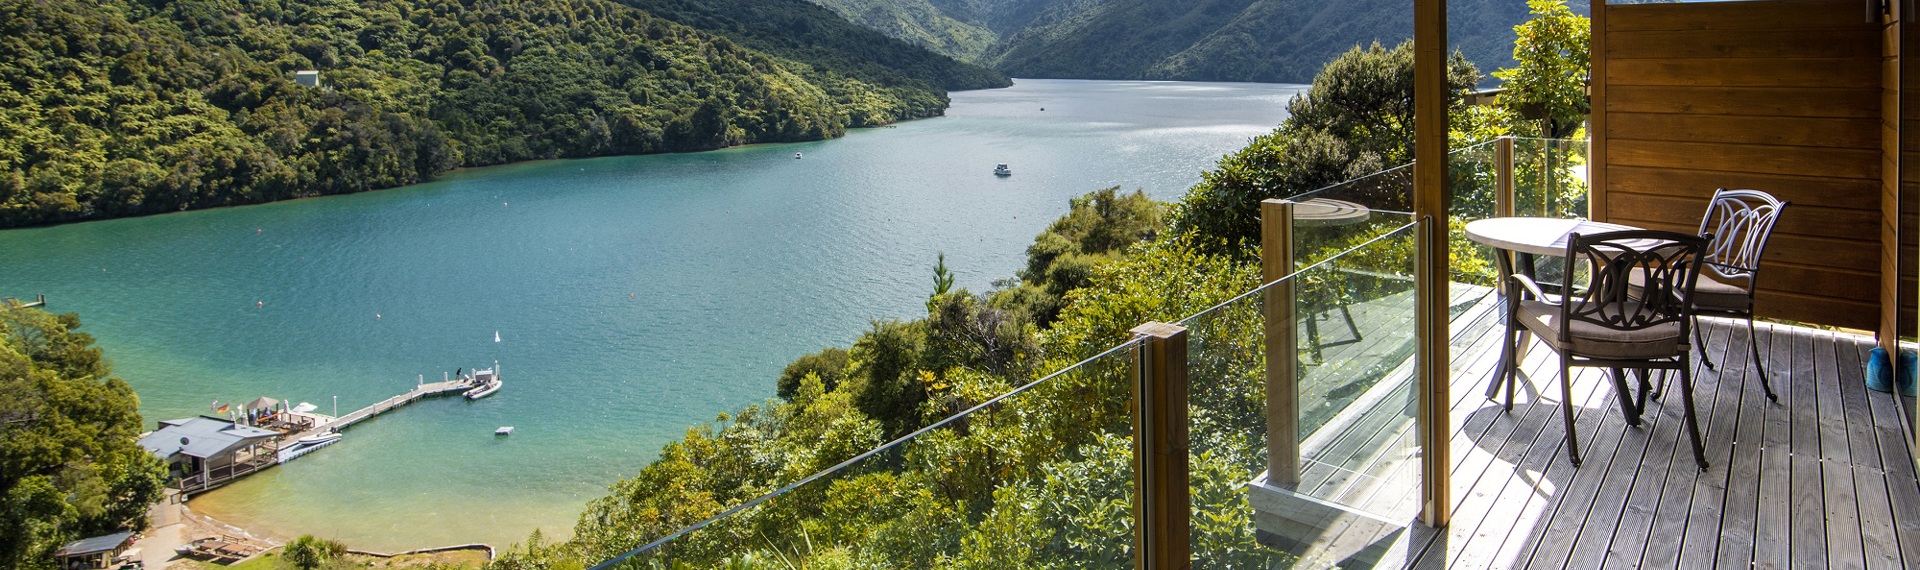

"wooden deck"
[1247,286,1920,568]
[1405,288,1920,569]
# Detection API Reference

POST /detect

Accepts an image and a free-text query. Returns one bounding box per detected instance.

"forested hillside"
[0,0,1001,228]
[611,0,1009,90]
[813,0,1582,84]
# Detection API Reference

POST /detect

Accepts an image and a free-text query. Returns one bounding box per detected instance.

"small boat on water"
[464,366,502,400]
[297,431,342,445]
[495,426,514,436]
[993,163,1012,177]
[794,152,803,159]
[278,431,343,463]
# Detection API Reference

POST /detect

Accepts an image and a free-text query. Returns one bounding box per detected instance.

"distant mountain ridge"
[811,0,1584,83]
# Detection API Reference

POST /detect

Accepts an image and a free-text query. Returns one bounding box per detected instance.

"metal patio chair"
[1688,188,1789,402]
[1505,230,1712,470]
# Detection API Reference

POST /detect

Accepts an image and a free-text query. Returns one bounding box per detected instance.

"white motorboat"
[794,152,803,159]
[296,431,342,445]
[993,163,1012,176]
[464,366,502,400]
[495,426,514,436]
[278,431,343,463]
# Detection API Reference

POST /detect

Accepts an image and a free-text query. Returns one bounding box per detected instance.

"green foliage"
[0,0,981,228]
[997,187,1165,326]
[620,0,1009,91]
[0,308,165,570]
[1493,0,1591,139]
[980,0,1555,83]
[1171,40,1480,256]
[775,347,850,400]
[929,253,956,312]
[282,535,347,570]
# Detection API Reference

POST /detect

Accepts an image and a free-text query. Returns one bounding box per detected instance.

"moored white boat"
[495,426,514,436]
[993,163,1012,176]
[464,366,502,400]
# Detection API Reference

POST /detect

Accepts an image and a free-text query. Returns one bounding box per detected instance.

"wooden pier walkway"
[294,380,473,439]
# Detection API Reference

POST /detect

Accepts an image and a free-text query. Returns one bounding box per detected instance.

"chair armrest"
[1510,273,1554,304]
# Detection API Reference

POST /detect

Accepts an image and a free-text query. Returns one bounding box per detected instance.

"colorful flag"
[216,403,230,414]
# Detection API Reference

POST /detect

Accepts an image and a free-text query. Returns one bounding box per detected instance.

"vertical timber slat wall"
[1593,0,1885,330]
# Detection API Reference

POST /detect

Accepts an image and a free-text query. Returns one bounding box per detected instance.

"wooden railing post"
[1131,322,1191,570]
[1260,199,1300,487]
[1496,136,1515,219]
[1414,0,1453,528]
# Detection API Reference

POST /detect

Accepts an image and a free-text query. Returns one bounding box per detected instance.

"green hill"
[813,0,1577,83]
[0,0,1001,227]
[613,0,1009,90]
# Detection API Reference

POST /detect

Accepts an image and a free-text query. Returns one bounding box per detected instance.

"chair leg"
[1560,355,1582,466]
[1746,316,1778,403]
[1608,367,1641,426]
[1500,315,1520,411]
[1693,314,1716,371]
[1678,363,1709,471]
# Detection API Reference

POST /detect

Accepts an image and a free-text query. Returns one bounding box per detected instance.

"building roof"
[54,531,133,557]
[138,416,278,460]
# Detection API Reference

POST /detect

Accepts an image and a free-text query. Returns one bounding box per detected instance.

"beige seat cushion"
[1627,271,1750,312]
[1516,300,1685,360]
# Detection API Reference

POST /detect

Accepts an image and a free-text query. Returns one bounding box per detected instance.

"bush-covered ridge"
[0,0,997,228]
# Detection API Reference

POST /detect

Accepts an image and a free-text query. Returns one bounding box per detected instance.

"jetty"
[298,379,472,437]
[152,370,498,497]
[2,293,46,308]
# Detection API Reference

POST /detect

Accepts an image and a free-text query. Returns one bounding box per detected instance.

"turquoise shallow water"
[0,79,1302,551]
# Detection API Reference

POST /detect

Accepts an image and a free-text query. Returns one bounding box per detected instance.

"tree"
[1493,0,1591,139]
[282,535,347,570]
[0,308,165,570]
[1171,41,1481,255]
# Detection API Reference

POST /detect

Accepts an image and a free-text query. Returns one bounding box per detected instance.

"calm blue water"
[0,79,1302,550]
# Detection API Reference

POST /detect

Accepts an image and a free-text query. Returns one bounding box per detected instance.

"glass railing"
[585,338,1143,569]
[582,136,1586,569]
[1180,220,1422,567]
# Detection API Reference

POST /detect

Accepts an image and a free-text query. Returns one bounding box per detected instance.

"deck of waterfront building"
[1334,289,1920,569]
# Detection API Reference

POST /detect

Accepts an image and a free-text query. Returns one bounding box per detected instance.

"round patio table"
[1465,217,1644,399]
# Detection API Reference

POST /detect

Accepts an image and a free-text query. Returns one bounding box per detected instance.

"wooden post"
[1413,0,1453,528]
[1588,0,1609,222]
[1261,199,1300,487]
[1496,136,1515,219]
[1131,322,1191,570]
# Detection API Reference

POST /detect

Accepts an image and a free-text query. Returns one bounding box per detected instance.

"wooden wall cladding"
[1596,0,1886,330]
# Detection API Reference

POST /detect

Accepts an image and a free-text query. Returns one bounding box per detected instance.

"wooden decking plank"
[1560,362,1680,569]
[1515,374,1640,570]
[1754,323,1798,570]
[1677,320,1759,569]
[1596,322,1730,569]
[1714,321,1777,570]
[1450,362,1607,570]
[1855,465,1904,570]
[1443,340,1571,567]
[1631,321,1733,570]
[1478,364,1630,570]
[1832,336,1904,570]
[1837,333,1883,472]
[1787,327,1828,570]
[1814,331,1867,570]
[1888,472,1920,570]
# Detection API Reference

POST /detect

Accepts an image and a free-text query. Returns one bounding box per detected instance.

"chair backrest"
[1560,230,1710,337]
[1697,188,1788,280]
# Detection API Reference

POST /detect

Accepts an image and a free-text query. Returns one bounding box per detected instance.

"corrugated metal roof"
[55,531,132,557]
[137,416,277,460]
